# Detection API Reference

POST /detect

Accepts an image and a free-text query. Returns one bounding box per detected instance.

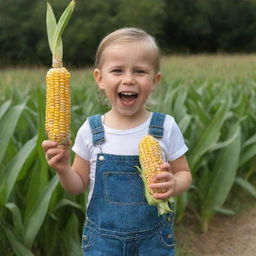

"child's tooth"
[123,92,134,96]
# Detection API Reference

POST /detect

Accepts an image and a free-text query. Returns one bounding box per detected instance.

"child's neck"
[103,109,150,130]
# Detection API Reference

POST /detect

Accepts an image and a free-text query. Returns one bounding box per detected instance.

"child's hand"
[149,162,176,200]
[42,140,70,174]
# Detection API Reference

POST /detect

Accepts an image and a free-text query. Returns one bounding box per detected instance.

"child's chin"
[117,108,138,117]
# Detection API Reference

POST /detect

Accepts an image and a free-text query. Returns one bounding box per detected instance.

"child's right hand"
[42,140,70,174]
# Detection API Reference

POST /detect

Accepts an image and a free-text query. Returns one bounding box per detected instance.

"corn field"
[0,55,256,255]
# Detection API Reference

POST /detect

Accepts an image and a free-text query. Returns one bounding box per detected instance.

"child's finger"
[48,153,63,167]
[47,152,64,166]
[153,171,172,182]
[46,148,64,161]
[160,162,171,170]
[150,181,171,190]
[42,140,58,152]
[153,190,173,200]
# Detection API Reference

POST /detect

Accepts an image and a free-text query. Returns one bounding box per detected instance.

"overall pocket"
[104,172,146,205]
[159,222,176,249]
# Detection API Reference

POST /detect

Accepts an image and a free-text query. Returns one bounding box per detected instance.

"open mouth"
[118,92,138,100]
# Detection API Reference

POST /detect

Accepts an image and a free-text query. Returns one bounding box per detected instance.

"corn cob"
[137,135,173,215]
[45,1,75,145]
[46,67,71,144]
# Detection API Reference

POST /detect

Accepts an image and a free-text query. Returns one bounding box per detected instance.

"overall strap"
[149,112,166,138]
[88,114,105,145]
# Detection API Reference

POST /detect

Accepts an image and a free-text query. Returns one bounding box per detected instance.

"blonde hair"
[95,27,160,72]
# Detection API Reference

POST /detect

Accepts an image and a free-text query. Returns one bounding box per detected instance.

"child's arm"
[149,155,192,200]
[42,140,90,195]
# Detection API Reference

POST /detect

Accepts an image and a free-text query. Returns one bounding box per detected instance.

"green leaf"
[63,213,81,255]
[187,86,211,124]
[23,159,48,222]
[239,142,256,167]
[24,175,59,248]
[5,203,25,237]
[54,198,84,212]
[235,177,256,198]
[211,125,240,151]
[188,100,231,173]
[243,134,256,148]
[215,207,235,215]
[178,114,191,134]
[175,192,188,222]
[0,101,27,164]
[0,100,12,119]
[173,88,187,122]
[200,124,241,232]
[36,88,48,168]
[0,136,37,205]
[1,223,33,256]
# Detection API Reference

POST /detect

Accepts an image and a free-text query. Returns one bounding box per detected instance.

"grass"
[161,54,256,81]
[2,54,256,92]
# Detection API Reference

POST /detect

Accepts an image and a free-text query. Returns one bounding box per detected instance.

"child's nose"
[123,73,136,85]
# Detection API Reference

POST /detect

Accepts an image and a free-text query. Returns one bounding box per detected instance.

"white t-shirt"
[72,112,188,205]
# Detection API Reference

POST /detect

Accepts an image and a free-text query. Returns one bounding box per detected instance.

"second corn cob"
[137,135,173,215]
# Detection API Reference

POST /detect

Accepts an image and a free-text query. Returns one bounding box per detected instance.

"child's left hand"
[149,162,176,200]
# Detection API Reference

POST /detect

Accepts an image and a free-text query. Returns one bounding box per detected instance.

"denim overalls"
[82,112,176,256]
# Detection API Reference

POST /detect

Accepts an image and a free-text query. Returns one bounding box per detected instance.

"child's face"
[94,41,160,117]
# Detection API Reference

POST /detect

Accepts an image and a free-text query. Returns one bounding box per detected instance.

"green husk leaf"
[52,0,75,62]
[46,2,60,54]
[136,166,173,216]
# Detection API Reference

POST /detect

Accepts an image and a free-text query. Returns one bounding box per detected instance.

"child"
[42,27,192,256]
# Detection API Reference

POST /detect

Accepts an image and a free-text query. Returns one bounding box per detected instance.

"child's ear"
[151,72,161,91]
[94,68,104,90]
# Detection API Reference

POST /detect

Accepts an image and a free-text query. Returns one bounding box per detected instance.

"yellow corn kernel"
[45,67,71,145]
[138,135,173,215]
[139,135,164,192]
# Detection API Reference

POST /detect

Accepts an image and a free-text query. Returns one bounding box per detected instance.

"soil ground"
[176,206,256,256]
[25,208,255,256]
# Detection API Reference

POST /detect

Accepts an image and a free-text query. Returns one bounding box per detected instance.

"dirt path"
[176,207,256,256]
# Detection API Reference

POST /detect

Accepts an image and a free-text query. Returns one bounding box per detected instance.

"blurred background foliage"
[1,0,256,67]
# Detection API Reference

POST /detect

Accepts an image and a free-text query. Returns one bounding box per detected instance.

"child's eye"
[135,70,146,74]
[111,69,122,74]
